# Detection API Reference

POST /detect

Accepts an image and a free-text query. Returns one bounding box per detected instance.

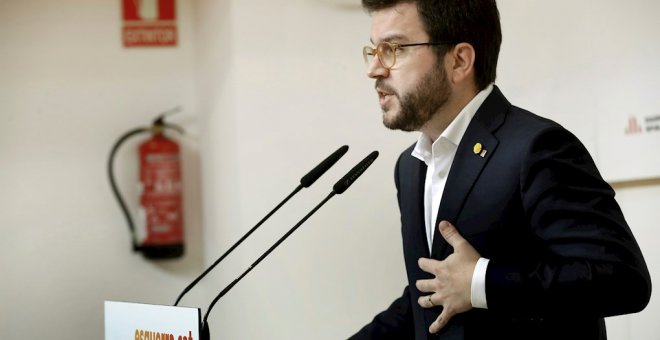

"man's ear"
[447,43,476,84]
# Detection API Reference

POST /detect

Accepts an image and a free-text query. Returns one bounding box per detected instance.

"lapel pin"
[473,143,483,155]
[473,143,487,158]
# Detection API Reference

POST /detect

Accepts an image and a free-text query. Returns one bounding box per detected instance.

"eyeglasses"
[363,41,450,70]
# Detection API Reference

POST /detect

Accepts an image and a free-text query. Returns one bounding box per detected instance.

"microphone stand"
[174,145,348,306]
[200,151,379,340]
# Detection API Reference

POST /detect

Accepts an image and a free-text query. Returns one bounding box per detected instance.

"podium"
[105,301,200,340]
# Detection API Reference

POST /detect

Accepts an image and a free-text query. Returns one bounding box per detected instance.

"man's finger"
[438,220,466,248]
[429,309,452,334]
[417,294,436,308]
[415,278,436,293]
[417,257,437,274]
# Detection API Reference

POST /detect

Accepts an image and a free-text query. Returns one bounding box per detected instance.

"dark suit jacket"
[351,87,651,340]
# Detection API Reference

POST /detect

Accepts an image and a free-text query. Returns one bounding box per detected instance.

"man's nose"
[366,56,389,79]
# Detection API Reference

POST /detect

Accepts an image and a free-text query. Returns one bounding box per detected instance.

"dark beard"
[381,64,451,132]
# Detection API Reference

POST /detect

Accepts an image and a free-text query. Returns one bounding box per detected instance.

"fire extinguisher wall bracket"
[108,111,186,260]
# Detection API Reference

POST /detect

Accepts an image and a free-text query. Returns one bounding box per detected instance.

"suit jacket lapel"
[431,86,510,258]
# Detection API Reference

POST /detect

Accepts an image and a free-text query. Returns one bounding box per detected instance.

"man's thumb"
[439,220,464,247]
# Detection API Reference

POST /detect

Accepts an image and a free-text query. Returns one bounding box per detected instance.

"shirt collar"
[412,84,494,163]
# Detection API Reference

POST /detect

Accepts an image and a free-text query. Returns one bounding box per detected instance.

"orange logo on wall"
[122,0,177,47]
[625,116,643,135]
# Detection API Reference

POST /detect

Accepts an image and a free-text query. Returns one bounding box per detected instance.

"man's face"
[368,3,451,132]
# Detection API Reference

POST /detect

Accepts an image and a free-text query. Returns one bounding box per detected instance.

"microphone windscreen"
[332,151,379,194]
[300,145,349,188]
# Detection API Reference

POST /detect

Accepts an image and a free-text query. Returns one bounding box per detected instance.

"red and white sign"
[122,0,177,47]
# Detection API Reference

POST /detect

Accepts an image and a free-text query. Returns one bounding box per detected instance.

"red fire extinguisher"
[108,108,185,259]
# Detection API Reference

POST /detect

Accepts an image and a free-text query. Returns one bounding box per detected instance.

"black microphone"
[200,151,379,340]
[333,151,379,194]
[174,145,349,306]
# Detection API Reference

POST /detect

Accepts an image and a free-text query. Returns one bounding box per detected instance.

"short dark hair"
[362,0,502,90]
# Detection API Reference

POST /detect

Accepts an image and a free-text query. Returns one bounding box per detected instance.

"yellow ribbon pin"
[473,143,487,158]
[473,143,483,155]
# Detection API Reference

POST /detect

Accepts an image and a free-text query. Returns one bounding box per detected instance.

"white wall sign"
[105,301,200,340]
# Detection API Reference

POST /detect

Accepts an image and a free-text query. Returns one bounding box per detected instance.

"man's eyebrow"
[370,34,407,45]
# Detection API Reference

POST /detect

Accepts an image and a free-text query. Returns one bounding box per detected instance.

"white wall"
[610,181,660,339]
[0,1,204,338]
[1,1,658,339]
[196,0,411,338]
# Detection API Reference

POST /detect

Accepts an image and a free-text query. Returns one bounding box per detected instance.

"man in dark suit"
[350,1,651,339]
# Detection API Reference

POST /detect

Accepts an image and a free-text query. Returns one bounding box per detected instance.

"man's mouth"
[376,87,395,107]
[378,85,396,97]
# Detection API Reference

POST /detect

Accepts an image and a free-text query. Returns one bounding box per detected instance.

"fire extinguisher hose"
[108,127,149,252]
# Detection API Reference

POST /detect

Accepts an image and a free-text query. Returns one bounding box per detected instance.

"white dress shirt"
[411,84,493,309]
